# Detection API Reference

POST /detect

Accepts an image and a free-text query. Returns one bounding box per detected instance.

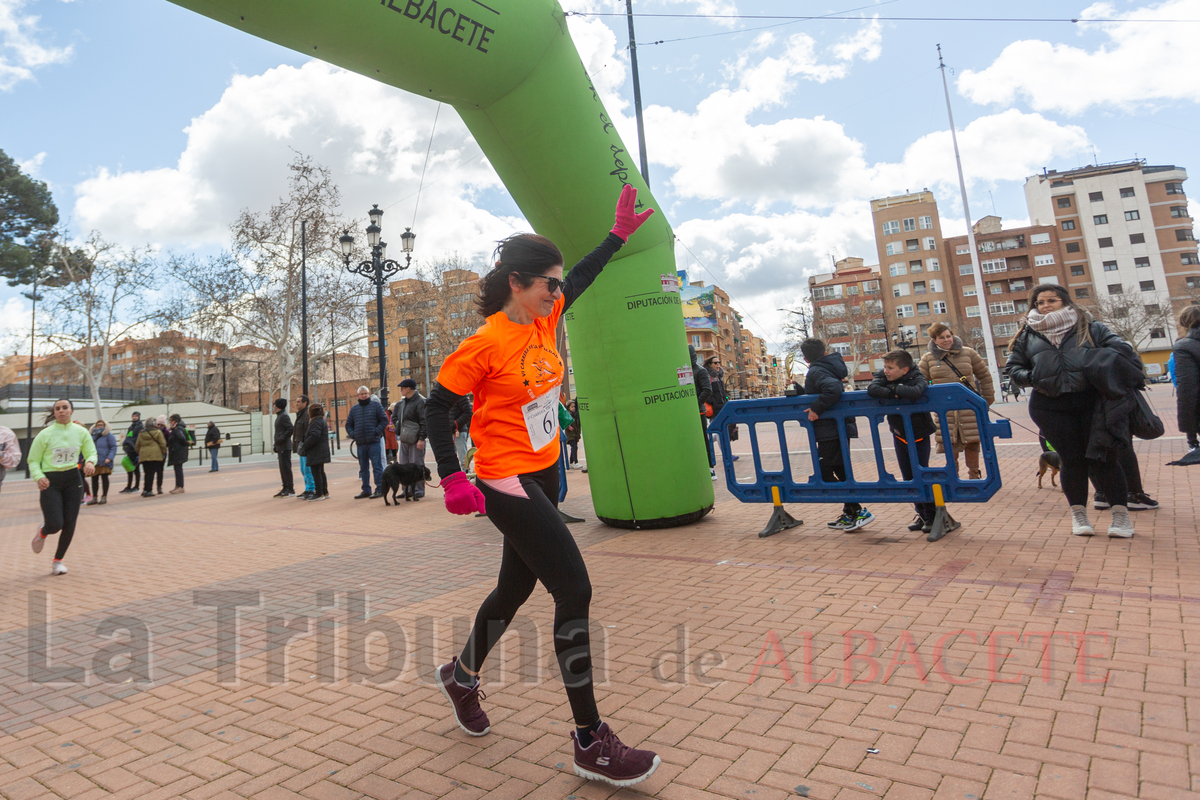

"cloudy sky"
[3,0,1199,355]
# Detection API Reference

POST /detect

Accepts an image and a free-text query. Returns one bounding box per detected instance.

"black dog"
[382,463,433,504]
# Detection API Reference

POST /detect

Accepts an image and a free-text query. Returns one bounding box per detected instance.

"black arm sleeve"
[866,373,893,399]
[426,383,465,479]
[893,372,929,401]
[562,233,625,313]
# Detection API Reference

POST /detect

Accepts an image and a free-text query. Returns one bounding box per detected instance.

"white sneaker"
[1070,507,1094,536]
[710,468,717,480]
[51,561,68,575]
[32,527,45,554]
[1107,507,1135,538]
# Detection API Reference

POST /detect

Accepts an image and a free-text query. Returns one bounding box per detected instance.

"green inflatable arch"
[168,0,714,527]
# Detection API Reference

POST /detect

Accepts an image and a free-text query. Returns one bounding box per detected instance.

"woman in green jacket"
[30,399,97,575]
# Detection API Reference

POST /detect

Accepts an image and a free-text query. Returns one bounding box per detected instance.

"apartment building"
[942,216,1069,363]
[807,257,887,383]
[870,192,954,357]
[1026,159,1195,369]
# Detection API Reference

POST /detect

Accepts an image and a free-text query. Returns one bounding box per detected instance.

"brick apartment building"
[808,257,886,384]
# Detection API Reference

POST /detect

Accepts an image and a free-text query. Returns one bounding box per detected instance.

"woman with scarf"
[1006,284,1138,538]
[87,420,117,505]
[918,323,994,479]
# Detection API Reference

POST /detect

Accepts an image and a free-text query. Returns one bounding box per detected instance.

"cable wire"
[410,103,441,229]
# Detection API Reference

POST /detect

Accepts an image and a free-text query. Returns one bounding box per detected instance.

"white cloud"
[957,0,1200,114]
[830,17,882,63]
[72,61,522,260]
[17,150,45,177]
[0,0,72,90]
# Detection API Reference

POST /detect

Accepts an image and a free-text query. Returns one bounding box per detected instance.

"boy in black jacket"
[800,338,873,531]
[867,350,937,532]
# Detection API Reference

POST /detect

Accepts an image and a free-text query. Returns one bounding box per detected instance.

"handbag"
[1129,389,1164,440]
[400,420,420,445]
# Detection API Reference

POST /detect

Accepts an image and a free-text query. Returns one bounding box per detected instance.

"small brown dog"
[1037,451,1061,488]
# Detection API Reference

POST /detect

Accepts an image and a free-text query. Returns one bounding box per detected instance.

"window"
[927,258,940,271]
[1103,261,1119,272]
[1130,233,1145,244]
[1031,232,1051,245]
[959,263,975,276]
[963,284,977,297]
[933,301,947,314]
[993,322,1019,337]
[1188,277,1200,289]
[924,237,937,250]
[1108,284,1123,294]
[1016,301,1029,313]
[907,239,920,252]
[691,335,701,347]
[882,220,900,235]
[813,285,842,300]
[966,306,981,318]
[1124,210,1140,221]
[893,284,910,298]
[896,304,914,318]
[1098,237,1114,248]
[956,244,971,255]
[872,340,889,353]
[1034,254,1056,266]
[1066,242,1081,253]
[1089,191,1104,202]
[863,299,883,313]
[831,343,852,356]
[910,260,924,273]
[919,216,934,230]
[1182,253,1200,266]
[989,282,1005,295]
[1009,280,1027,293]
[917,302,931,316]
[929,279,943,293]
[1057,197,1072,208]
[1139,280,1156,291]
[989,301,1016,315]
[1171,206,1189,218]
[1118,187,1135,199]
[886,242,904,256]
[1150,328,1166,339]
[889,263,908,277]
[825,322,849,336]
[1166,182,1185,195]
[1094,215,1108,225]
[1062,220,1077,231]
[978,240,996,252]
[913,281,927,294]
[846,284,860,295]
[1134,257,1151,268]
[903,218,917,232]
[863,280,880,294]
[1075,288,1090,299]
[1177,229,1195,241]
[981,258,1008,274]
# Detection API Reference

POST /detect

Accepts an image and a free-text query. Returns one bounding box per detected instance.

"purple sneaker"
[436,658,490,737]
[572,722,661,787]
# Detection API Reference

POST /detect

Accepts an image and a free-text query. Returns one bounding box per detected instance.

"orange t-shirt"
[435,297,566,479]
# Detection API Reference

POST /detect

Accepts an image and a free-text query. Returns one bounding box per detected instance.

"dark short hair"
[274,398,288,411]
[476,233,563,318]
[800,338,826,362]
[298,394,309,403]
[308,403,324,418]
[131,411,140,418]
[882,350,914,369]
[169,413,182,424]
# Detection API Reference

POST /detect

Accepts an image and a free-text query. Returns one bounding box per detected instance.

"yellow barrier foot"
[926,509,960,542]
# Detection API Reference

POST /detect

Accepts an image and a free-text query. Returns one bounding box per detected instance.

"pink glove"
[610,184,655,242]
[442,471,486,516]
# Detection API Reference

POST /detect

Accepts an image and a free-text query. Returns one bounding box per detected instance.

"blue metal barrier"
[707,383,1012,508]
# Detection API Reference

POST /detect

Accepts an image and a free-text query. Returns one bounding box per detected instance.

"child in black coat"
[867,350,938,531]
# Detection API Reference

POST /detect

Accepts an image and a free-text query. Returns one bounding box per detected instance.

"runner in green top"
[30,398,96,575]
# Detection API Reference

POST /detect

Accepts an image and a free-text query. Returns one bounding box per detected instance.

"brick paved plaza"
[1,385,1197,800]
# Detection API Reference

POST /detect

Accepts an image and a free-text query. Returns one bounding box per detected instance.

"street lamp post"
[23,270,38,478]
[341,205,414,409]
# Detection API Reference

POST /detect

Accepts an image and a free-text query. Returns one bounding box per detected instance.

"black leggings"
[90,473,110,497]
[142,461,164,492]
[311,463,328,496]
[173,462,184,489]
[1089,434,1142,497]
[40,470,82,560]
[461,463,598,727]
[817,438,862,517]
[126,465,139,490]
[1030,392,1127,508]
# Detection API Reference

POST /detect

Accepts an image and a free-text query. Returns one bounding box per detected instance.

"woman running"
[30,399,96,574]
[425,185,659,788]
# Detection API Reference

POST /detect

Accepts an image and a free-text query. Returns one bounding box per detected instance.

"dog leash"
[986,406,1044,440]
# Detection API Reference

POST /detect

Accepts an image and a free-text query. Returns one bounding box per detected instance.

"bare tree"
[811,294,885,389]
[948,313,987,354]
[1084,285,1176,354]
[38,233,158,416]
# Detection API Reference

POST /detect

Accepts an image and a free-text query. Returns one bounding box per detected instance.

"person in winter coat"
[1006,283,1138,538]
[394,378,429,498]
[300,403,331,501]
[867,351,939,534]
[705,356,740,461]
[204,422,221,472]
[87,420,117,505]
[167,414,190,494]
[0,423,20,495]
[450,393,474,464]
[798,338,873,532]
[918,322,994,480]
[292,395,316,499]
[690,345,716,477]
[119,412,144,493]
[135,420,167,497]
[345,386,388,498]
[565,399,582,468]
[272,397,295,497]
[1173,305,1200,453]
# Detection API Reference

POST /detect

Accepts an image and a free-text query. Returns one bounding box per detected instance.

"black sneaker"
[295,491,313,500]
[1093,493,1110,510]
[354,491,371,499]
[273,490,289,498]
[369,490,384,499]
[1127,492,1159,510]
[827,513,853,530]
[907,515,925,532]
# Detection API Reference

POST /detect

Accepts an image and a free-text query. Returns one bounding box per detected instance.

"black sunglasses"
[515,273,565,293]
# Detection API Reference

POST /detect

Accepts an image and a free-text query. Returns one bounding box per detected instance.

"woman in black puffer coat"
[1173,305,1200,453]
[1007,284,1139,539]
[301,403,332,501]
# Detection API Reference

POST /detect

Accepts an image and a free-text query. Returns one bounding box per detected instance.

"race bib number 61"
[521,388,560,451]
